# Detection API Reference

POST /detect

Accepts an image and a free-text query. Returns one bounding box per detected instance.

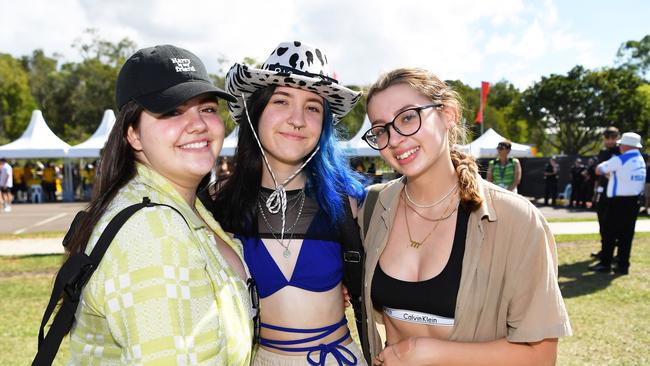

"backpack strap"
[363,183,387,239]
[32,197,188,366]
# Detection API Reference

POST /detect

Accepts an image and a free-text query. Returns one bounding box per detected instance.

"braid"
[450,149,483,211]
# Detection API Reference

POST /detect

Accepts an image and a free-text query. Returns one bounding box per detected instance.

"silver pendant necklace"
[258,190,306,257]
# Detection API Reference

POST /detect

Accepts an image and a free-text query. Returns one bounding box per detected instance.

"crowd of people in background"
[568,157,598,208]
[0,159,97,208]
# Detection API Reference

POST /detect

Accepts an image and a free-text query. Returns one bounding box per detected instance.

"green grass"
[0,255,68,365]
[2,237,650,365]
[556,237,650,365]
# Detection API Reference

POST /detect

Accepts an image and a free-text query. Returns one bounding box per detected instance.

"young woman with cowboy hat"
[358,68,571,365]
[211,41,369,365]
[64,45,255,365]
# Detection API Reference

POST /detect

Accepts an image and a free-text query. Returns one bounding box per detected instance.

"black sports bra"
[371,206,469,318]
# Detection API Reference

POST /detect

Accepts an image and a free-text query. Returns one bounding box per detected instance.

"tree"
[484,81,527,143]
[0,53,37,142]
[72,28,136,68]
[446,80,480,140]
[519,65,650,155]
[338,86,367,140]
[585,67,650,137]
[616,35,650,79]
[209,56,261,134]
[21,49,66,133]
[58,58,121,143]
[20,31,137,143]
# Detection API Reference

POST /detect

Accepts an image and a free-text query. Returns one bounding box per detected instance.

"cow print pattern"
[226,41,361,124]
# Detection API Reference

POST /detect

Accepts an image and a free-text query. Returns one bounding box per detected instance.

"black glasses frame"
[361,103,443,150]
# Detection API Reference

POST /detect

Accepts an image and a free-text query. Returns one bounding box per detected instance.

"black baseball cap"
[116,44,236,114]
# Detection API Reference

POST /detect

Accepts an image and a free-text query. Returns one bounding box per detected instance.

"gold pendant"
[409,240,422,249]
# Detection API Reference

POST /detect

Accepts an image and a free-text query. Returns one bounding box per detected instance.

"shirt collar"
[133,163,206,229]
[475,177,496,222]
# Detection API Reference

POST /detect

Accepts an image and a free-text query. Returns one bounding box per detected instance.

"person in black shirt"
[592,126,621,259]
[544,156,559,206]
[570,158,586,208]
[583,158,597,208]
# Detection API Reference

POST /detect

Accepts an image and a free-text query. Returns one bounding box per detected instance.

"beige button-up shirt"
[359,176,571,357]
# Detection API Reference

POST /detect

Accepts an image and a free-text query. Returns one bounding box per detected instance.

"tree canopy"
[0,54,37,143]
[0,31,648,158]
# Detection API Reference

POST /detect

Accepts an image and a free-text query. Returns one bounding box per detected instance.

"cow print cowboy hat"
[225,41,362,125]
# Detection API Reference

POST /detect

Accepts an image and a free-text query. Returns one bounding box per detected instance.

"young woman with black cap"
[64,45,254,365]
[211,41,368,365]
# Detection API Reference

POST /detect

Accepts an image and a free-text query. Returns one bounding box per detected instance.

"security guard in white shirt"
[591,132,646,275]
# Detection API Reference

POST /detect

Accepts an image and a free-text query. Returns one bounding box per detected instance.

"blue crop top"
[237,190,343,298]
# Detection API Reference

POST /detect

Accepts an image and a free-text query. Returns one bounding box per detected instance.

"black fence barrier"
[477,156,595,199]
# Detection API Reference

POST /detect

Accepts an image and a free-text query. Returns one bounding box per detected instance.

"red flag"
[474,81,490,124]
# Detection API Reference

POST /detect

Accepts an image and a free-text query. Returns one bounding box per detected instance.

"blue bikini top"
[237,192,343,298]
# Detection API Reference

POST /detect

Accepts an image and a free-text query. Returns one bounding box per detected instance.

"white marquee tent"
[221,126,239,156]
[67,110,116,158]
[457,128,532,158]
[340,116,380,157]
[0,110,70,158]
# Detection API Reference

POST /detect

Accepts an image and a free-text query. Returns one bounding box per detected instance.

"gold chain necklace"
[404,194,458,222]
[404,183,457,208]
[403,192,456,249]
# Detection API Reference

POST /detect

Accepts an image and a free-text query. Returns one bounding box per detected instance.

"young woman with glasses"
[359,68,571,365]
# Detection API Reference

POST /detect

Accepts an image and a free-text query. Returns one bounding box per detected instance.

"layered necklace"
[258,189,306,258]
[404,182,457,208]
[242,94,319,256]
[402,188,458,249]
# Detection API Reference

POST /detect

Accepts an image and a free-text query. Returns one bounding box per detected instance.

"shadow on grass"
[558,259,619,298]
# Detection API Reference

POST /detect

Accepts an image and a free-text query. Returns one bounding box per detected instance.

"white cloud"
[0,0,620,89]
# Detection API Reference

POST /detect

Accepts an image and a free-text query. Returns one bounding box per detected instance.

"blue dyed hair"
[304,102,367,224]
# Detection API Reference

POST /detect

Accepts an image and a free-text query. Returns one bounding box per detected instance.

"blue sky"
[1,0,647,89]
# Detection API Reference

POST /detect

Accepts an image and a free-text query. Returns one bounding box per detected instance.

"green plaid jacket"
[68,164,253,365]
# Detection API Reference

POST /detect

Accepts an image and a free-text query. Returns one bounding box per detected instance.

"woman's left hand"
[374,337,420,366]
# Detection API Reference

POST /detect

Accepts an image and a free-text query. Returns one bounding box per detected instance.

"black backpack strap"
[363,183,387,239]
[33,197,188,366]
[339,197,363,294]
[338,197,370,362]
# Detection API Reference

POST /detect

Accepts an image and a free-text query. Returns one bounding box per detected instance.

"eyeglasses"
[361,104,442,150]
[247,278,260,347]
[497,145,510,150]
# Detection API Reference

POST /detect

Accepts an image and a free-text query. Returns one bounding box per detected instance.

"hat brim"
[225,64,361,124]
[134,80,236,115]
[617,138,643,148]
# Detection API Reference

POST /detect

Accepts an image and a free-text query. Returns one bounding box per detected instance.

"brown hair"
[498,140,512,150]
[367,68,483,211]
[65,101,144,255]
